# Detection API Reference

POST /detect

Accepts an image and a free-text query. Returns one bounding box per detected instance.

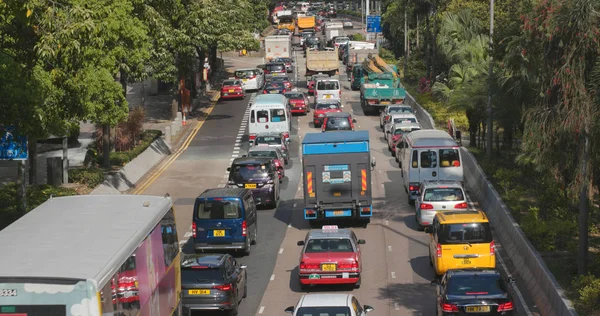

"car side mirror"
[364,305,374,313]
[357,239,366,244]
[284,306,294,313]
[352,119,357,123]
[227,167,231,171]
[240,265,247,269]
[430,279,439,285]
[297,240,305,246]
[424,227,433,234]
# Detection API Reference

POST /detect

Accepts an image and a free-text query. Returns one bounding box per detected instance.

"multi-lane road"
[136,23,537,316]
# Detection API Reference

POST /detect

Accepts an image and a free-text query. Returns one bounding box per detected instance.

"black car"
[227,157,280,207]
[431,269,516,315]
[264,62,286,75]
[263,81,287,94]
[181,253,247,316]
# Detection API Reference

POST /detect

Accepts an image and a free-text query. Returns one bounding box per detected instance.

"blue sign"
[366,15,381,33]
[0,126,28,160]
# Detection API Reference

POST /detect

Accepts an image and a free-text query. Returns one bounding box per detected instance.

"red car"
[284,92,310,115]
[220,78,245,100]
[296,225,365,289]
[388,124,421,152]
[313,101,342,127]
[307,74,329,95]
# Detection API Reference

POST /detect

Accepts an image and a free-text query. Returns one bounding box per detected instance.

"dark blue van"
[193,188,257,256]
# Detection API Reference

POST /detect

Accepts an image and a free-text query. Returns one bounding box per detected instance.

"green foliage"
[68,168,104,188]
[339,10,361,18]
[520,207,578,252]
[0,183,78,230]
[350,33,365,41]
[89,129,161,167]
[379,48,396,65]
[404,83,468,130]
[79,66,129,126]
[572,274,600,315]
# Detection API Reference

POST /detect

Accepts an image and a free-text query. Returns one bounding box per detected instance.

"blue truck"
[301,131,375,227]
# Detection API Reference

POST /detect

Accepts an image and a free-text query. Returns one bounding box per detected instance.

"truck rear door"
[320,163,364,203]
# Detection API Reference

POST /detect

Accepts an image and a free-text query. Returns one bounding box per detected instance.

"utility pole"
[403,1,408,79]
[365,0,370,40]
[486,0,494,158]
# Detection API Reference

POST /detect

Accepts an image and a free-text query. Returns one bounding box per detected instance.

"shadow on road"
[377,282,437,316]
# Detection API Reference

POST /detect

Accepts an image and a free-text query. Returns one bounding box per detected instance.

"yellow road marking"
[132,99,218,195]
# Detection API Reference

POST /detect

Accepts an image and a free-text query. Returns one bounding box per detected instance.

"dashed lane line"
[258,306,265,314]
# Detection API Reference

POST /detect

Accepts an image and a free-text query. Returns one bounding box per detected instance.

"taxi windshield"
[438,223,493,245]
[305,238,354,252]
[248,151,278,158]
[295,307,351,316]
[255,136,281,145]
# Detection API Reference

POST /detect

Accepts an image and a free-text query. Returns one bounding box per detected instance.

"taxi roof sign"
[322,225,338,232]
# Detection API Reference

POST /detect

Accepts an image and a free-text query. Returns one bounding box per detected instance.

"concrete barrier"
[406,91,578,316]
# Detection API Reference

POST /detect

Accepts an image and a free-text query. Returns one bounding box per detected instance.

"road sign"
[0,126,28,160]
[366,15,381,33]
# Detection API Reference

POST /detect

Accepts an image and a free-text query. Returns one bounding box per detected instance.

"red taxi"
[388,124,421,152]
[284,91,310,115]
[296,225,365,290]
[313,100,342,128]
[307,74,329,95]
[220,78,245,100]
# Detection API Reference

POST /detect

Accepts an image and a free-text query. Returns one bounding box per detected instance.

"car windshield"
[231,164,269,181]
[305,238,354,252]
[424,188,464,201]
[195,199,242,219]
[255,136,282,145]
[271,77,290,82]
[267,82,285,88]
[316,103,340,110]
[295,307,351,316]
[181,268,224,283]
[393,117,417,124]
[234,70,256,78]
[317,81,339,90]
[389,107,413,114]
[325,117,351,130]
[394,127,420,135]
[446,274,507,296]
[266,64,285,71]
[438,222,493,244]
[248,150,278,158]
[222,80,237,86]
[285,93,304,99]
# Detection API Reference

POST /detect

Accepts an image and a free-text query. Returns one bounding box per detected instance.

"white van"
[314,78,341,104]
[249,94,291,144]
[399,130,463,204]
[234,68,264,91]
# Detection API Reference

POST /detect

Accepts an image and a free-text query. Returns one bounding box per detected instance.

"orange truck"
[297,15,316,30]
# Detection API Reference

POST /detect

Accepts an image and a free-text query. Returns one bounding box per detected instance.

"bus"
[0,194,181,316]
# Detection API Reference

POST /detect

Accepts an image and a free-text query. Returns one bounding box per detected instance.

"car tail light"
[338,261,358,270]
[249,134,257,141]
[420,203,434,210]
[436,243,442,258]
[454,202,468,209]
[409,184,420,191]
[490,240,496,256]
[441,303,458,312]
[305,209,315,215]
[274,160,281,167]
[497,301,513,311]
[242,220,247,237]
[213,284,232,291]
[300,262,320,270]
[283,132,289,140]
[263,90,268,93]
[385,115,390,121]
[192,222,196,238]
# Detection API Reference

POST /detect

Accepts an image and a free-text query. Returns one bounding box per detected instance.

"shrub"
[350,33,365,41]
[520,207,577,252]
[0,183,78,230]
[90,129,161,167]
[95,106,147,154]
[68,168,104,188]
[572,275,600,315]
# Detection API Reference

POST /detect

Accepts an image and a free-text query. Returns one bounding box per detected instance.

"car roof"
[436,210,489,224]
[325,112,351,117]
[252,94,288,105]
[198,188,248,199]
[422,180,464,189]
[181,253,226,268]
[307,228,353,239]
[298,294,352,307]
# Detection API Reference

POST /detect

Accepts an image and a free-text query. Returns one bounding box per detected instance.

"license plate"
[270,90,278,94]
[213,230,225,237]
[462,258,472,265]
[465,306,490,313]
[188,289,210,295]
[325,95,332,98]
[381,101,391,105]
[245,183,257,189]
[333,210,344,215]
[333,192,341,197]
[321,264,336,271]
[228,89,234,93]
[242,79,248,82]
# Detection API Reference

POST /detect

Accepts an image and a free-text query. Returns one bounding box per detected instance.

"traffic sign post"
[366,15,381,33]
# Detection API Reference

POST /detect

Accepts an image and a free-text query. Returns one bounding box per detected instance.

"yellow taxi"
[425,210,496,276]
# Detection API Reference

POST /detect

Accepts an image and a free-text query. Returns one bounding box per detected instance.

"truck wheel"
[360,219,370,228]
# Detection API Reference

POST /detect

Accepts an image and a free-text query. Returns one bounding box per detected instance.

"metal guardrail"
[405,91,578,316]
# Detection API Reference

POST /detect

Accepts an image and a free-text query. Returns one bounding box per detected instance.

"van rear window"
[438,223,493,244]
[271,109,286,122]
[256,110,269,123]
[439,149,460,167]
[317,81,339,90]
[195,200,242,219]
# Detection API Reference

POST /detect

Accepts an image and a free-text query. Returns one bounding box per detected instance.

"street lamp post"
[486,0,494,157]
[403,1,408,78]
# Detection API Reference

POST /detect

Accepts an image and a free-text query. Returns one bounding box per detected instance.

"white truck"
[325,27,343,43]
[265,35,292,61]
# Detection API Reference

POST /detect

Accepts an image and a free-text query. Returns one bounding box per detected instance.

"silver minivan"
[314,78,341,105]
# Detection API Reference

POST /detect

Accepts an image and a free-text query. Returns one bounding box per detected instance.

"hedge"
[88,129,162,167]
[68,168,105,188]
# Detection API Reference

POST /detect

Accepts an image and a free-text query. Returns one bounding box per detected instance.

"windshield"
[181,268,224,283]
[222,80,237,86]
[438,222,493,244]
[305,238,354,252]
[231,164,269,181]
[394,127,420,135]
[266,82,285,89]
[285,93,304,99]
[447,274,507,296]
[389,107,413,114]
[234,70,256,78]
[424,188,464,201]
[195,199,242,219]
[393,117,417,124]
[266,64,285,71]
[325,117,351,130]
[255,136,282,145]
[317,81,339,90]
[248,150,278,158]
[295,307,351,316]
[316,103,341,110]
[271,76,290,82]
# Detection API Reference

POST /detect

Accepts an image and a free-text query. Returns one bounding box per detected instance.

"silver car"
[251,132,290,164]
[379,105,414,128]
[384,114,418,140]
[415,180,468,230]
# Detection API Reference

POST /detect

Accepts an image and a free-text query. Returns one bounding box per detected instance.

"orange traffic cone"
[182,113,187,126]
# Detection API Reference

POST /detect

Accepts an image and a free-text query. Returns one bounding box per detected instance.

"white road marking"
[232,154,238,157]
[270,274,275,281]
[391,272,396,279]
[258,306,265,314]
[385,220,389,226]
[179,240,187,245]
[394,303,400,310]
[288,223,292,228]
[279,248,284,254]
[293,203,297,208]
[184,232,193,238]
[388,245,392,252]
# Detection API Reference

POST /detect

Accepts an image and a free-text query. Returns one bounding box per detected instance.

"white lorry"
[265,35,292,61]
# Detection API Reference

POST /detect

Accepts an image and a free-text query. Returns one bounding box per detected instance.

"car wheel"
[229,300,239,316]
[243,279,248,298]
[429,249,434,267]
[354,276,361,289]
[285,158,289,165]
[252,227,258,245]
[243,237,251,256]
